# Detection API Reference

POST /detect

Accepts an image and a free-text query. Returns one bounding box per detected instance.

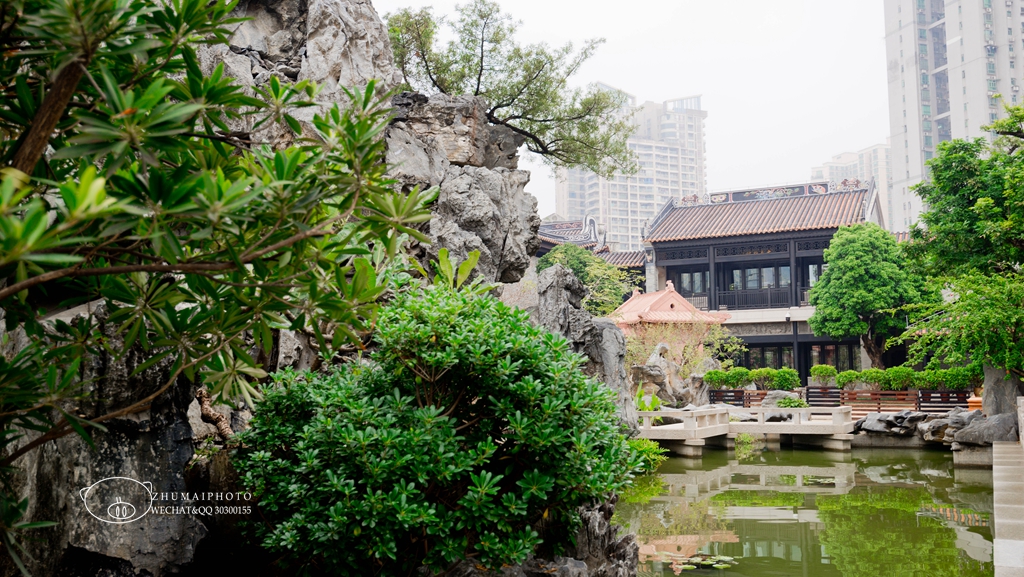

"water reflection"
[616,448,994,577]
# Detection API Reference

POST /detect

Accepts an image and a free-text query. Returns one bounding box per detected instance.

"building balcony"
[717,288,792,310]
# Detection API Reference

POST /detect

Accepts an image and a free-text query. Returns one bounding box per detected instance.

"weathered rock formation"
[8,306,207,577]
[205,0,400,94]
[982,365,1024,417]
[630,345,713,408]
[853,406,1019,448]
[387,93,540,284]
[535,265,638,434]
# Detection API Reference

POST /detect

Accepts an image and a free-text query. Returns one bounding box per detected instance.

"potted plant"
[884,366,916,391]
[859,368,887,390]
[771,368,800,391]
[809,365,838,388]
[836,370,862,390]
[749,367,777,390]
[726,367,752,389]
[703,369,728,390]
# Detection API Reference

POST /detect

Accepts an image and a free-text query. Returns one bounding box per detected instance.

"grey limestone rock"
[10,305,206,577]
[391,93,525,170]
[857,410,930,436]
[640,344,711,407]
[428,165,540,284]
[954,412,1020,446]
[918,418,950,442]
[536,265,638,433]
[760,390,799,422]
[385,94,541,285]
[300,0,401,99]
[982,365,1024,417]
[760,390,799,408]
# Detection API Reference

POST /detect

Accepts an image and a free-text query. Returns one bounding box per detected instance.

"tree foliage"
[235,283,638,575]
[895,272,1024,379]
[896,105,1024,379]
[384,0,635,177]
[536,243,637,316]
[623,321,745,376]
[905,136,1024,275]
[809,223,935,369]
[0,0,433,567]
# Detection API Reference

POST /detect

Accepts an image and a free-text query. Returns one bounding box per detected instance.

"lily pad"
[679,565,697,571]
[713,564,731,569]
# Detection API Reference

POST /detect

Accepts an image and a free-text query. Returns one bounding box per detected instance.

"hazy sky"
[370,0,890,217]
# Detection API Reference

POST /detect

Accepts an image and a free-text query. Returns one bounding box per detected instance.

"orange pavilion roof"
[610,281,729,326]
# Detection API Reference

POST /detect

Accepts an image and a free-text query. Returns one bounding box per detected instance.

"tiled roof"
[610,283,728,326]
[892,231,910,243]
[645,190,868,243]
[597,250,646,268]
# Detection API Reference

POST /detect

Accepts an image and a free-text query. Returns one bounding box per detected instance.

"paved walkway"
[994,440,1024,577]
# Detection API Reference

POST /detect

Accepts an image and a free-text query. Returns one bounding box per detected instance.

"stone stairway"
[994,440,1024,577]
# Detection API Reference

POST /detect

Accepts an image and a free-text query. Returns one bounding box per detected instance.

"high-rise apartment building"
[811,140,894,228]
[554,88,707,251]
[884,0,1017,231]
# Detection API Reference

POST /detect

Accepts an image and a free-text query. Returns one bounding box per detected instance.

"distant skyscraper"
[554,86,707,251]
[811,140,894,229]
[884,0,1017,231]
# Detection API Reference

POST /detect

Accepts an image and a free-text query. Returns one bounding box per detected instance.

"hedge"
[811,364,982,391]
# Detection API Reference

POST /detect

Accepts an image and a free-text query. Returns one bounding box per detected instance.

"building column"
[644,242,660,293]
[708,246,717,310]
[789,239,798,306]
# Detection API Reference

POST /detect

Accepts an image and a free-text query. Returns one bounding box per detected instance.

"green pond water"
[615,448,995,577]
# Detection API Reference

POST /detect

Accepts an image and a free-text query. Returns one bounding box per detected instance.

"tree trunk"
[10,61,84,175]
[860,333,886,369]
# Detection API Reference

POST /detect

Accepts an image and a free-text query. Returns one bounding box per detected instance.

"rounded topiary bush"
[703,369,728,389]
[771,368,800,391]
[234,285,638,575]
[725,367,751,389]
[884,366,916,390]
[748,367,777,389]
[809,365,838,386]
[859,368,887,387]
[836,370,860,389]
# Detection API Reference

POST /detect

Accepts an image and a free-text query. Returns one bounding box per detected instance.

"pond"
[615,448,995,577]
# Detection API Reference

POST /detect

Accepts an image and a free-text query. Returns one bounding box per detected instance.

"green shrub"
[859,368,887,385]
[628,438,669,474]
[943,366,981,390]
[836,370,860,388]
[914,369,942,390]
[771,368,801,391]
[703,369,728,389]
[810,365,838,380]
[235,286,637,574]
[748,367,777,388]
[725,367,751,389]
[885,366,916,390]
[777,397,810,408]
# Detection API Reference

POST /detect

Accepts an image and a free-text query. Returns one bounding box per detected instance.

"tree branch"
[11,60,85,174]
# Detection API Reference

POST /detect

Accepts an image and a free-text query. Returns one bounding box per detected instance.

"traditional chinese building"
[640,179,885,382]
[536,215,647,277]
